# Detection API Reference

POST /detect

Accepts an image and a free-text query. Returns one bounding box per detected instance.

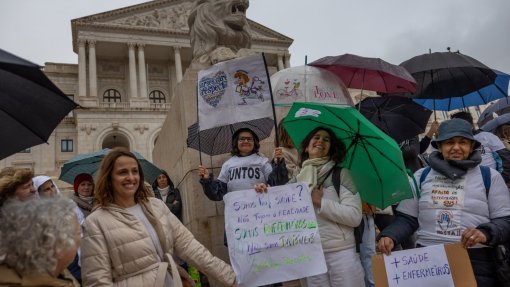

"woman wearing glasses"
[198,127,286,201]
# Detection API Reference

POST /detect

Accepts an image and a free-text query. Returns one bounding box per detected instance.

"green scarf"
[297,157,335,191]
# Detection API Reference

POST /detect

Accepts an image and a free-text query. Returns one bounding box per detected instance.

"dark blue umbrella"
[413,70,510,111]
[477,73,510,126]
[59,148,162,184]
[480,113,510,133]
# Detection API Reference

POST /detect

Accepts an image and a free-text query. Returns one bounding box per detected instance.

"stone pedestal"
[153,66,279,286]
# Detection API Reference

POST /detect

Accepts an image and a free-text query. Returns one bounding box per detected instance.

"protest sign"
[372,243,476,287]
[197,53,273,131]
[224,183,327,286]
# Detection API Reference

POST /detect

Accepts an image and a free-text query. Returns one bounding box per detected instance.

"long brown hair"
[94,148,151,207]
[299,127,346,167]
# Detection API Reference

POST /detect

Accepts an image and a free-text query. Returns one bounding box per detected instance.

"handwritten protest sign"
[382,245,454,287]
[224,183,327,286]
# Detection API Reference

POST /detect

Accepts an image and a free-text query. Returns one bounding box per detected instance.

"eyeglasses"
[238,137,254,142]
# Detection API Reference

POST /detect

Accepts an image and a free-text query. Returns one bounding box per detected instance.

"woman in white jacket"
[81,148,237,287]
[261,127,364,287]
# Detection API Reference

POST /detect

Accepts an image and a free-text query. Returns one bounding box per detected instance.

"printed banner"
[223,183,327,286]
[197,54,273,131]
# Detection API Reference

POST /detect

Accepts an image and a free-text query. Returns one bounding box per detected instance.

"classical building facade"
[0,0,293,189]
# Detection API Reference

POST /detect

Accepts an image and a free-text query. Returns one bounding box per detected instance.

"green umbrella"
[59,148,162,185]
[282,102,413,209]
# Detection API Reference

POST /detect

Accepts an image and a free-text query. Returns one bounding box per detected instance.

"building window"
[149,90,166,103]
[103,89,121,103]
[61,139,73,152]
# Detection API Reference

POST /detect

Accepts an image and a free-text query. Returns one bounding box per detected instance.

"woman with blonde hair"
[81,147,237,286]
[0,168,36,208]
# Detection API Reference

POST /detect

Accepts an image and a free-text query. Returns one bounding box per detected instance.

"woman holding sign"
[261,127,365,287]
[378,119,510,287]
[198,127,286,201]
[81,148,237,287]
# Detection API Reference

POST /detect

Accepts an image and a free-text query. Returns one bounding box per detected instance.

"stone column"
[128,43,138,98]
[277,53,285,71]
[174,46,183,83]
[78,39,87,97]
[284,52,291,68]
[137,43,147,98]
[88,40,97,98]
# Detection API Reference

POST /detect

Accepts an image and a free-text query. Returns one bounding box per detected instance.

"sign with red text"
[224,183,327,286]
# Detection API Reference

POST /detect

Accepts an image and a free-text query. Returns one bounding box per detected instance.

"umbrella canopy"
[477,72,510,126]
[355,96,432,143]
[401,51,497,100]
[282,102,413,209]
[0,48,78,160]
[414,69,510,111]
[59,148,162,185]
[187,117,274,156]
[480,113,510,133]
[309,53,417,94]
[270,65,353,106]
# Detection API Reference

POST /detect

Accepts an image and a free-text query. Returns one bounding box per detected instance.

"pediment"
[72,0,292,43]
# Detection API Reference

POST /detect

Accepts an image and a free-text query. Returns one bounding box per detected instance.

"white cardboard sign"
[383,245,454,287]
[224,182,327,286]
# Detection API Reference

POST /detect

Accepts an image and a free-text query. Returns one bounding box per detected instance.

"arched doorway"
[102,133,130,149]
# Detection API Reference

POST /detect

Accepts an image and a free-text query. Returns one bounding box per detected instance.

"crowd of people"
[1,111,510,287]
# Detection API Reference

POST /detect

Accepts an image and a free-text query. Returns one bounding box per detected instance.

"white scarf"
[157,186,170,197]
[296,157,335,191]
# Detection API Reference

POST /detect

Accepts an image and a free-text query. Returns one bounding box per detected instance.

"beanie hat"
[73,173,93,194]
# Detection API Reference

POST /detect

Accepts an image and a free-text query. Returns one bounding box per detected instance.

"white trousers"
[306,247,365,287]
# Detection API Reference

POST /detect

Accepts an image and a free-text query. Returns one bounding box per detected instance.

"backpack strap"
[419,166,432,189]
[419,165,491,198]
[332,166,341,195]
[479,165,491,197]
[330,166,364,252]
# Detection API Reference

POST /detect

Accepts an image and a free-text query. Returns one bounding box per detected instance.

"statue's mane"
[188,0,252,65]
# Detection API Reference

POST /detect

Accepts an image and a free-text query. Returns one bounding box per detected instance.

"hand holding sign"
[224,183,327,286]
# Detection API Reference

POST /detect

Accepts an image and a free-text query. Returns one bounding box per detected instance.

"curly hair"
[94,147,152,207]
[0,168,34,208]
[0,197,78,275]
[299,127,347,167]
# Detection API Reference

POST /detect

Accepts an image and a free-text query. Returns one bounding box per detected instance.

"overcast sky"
[1,0,510,73]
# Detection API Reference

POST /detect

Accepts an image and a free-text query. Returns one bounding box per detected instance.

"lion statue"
[188,0,253,66]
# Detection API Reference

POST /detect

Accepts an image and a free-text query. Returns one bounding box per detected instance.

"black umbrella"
[0,49,78,160]
[400,51,497,100]
[187,117,274,156]
[355,96,432,143]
